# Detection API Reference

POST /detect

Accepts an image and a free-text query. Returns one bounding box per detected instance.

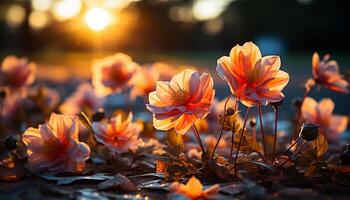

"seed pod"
[226,108,235,116]
[299,123,319,141]
[269,99,284,110]
[4,135,18,151]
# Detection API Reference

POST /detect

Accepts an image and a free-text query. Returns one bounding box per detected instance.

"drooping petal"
[301,97,318,123]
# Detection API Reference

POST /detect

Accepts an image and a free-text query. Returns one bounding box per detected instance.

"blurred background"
[0,0,349,112]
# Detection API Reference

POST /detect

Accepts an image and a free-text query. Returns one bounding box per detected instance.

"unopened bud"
[249,118,256,127]
[0,90,5,100]
[292,97,302,108]
[226,108,235,116]
[4,135,17,151]
[300,123,319,141]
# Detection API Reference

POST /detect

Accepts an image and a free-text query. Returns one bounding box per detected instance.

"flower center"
[172,89,189,105]
[247,67,260,83]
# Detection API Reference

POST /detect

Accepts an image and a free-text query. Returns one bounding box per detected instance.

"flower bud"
[4,135,18,151]
[0,90,5,100]
[269,99,284,110]
[299,123,319,141]
[341,150,350,165]
[226,108,235,116]
[249,117,256,127]
[340,144,350,165]
[292,97,302,108]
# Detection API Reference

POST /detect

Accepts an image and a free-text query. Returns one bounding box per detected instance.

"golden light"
[29,11,50,30]
[6,4,26,28]
[32,0,52,11]
[52,0,82,21]
[85,8,111,31]
[192,0,232,21]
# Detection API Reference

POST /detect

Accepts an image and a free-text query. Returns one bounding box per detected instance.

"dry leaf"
[98,174,136,191]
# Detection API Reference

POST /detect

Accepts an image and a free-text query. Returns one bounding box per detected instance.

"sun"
[85,7,110,31]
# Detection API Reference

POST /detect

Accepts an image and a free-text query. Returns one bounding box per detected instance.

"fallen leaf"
[41,173,113,185]
[98,174,136,191]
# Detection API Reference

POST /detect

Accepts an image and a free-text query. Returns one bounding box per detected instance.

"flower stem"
[233,107,250,172]
[272,108,278,159]
[278,140,307,168]
[258,105,267,158]
[282,136,302,156]
[229,121,236,160]
[211,95,232,159]
[0,98,3,126]
[192,125,206,156]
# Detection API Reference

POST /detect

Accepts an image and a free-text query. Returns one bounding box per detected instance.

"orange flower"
[130,66,160,101]
[216,42,289,107]
[301,97,348,142]
[22,113,90,174]
[92,113,143,153]
[60,83,104,115]
[0,55,36,89]
[312,52,349,94]
[169,176,219,200]
[146,69,215,135]
[91,53,139,96]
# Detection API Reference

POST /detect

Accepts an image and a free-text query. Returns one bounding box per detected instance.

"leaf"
[156,160,167,173]
[138,179,170,190]
[166,130,184,153]
[246,161,275,172]
[220,183,243,195]
[98,174,136,191]
[314,134,328,157]
[233,131,263,155]
[41,173,113,185]
[217,111,241,131]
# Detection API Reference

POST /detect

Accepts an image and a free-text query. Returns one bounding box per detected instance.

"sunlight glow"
[32,0,52,11]
[85,8,111,31]
[52,0,82,21]
[6,5,26,28]
[192,0,232,21]
[29,11,50,30]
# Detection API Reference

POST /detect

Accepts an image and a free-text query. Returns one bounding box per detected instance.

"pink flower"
[169,176,219,200]
[91,53,139,96]
[92,113,143,153]
[216,42,289,107]
[60,83,104,115]
[29,86,60,111]
[146,69,215,135]
[312,52,349,93]
[22,113,90,174]
[1,93,24,124]
[130,66,160,101]
[301,97,348,142]
[0,56,36,89]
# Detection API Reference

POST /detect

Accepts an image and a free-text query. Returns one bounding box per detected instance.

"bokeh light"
[5,5,26,28]
[192,0,232,21]
[204,18,224,35]
[32,0,52,11]
[52,0,82,21]
[85,8,111,31]
[29,11,51,30]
